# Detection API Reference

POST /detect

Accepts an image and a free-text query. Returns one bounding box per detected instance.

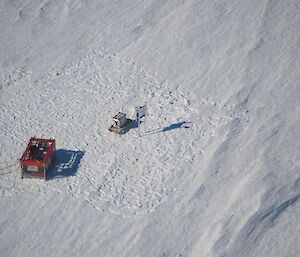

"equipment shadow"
[143,121,192,136]
[120,119,143,134]
[47,149,85,180]
[128,119,144,129]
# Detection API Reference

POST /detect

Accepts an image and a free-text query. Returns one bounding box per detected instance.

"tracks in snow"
[0,48,247,216]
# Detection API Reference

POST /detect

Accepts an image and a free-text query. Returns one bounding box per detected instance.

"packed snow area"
[0,1,300,257]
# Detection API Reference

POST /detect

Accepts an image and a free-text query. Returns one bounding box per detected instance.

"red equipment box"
[20,138,56,179]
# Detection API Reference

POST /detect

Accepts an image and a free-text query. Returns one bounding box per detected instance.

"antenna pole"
[136,104,147,137]
[138,111,141,137]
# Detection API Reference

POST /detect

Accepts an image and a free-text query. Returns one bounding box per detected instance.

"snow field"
[1,1,300,256]
[0,48,246,217]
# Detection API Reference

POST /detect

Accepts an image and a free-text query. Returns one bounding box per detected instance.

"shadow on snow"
[47,149,84,180]
[110,119,143,134]
[143,121,192,136]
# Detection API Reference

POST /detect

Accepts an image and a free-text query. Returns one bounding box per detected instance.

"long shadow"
[143,121,192,136]
[162,121,192,132]
[46,149,85,180]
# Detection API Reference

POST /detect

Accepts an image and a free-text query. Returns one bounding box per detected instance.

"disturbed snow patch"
[0,49,242,216]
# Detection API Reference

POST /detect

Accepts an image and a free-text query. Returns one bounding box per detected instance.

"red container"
[20,138,56,179]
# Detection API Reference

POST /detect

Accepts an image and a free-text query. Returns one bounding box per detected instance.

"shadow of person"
[162,121,192,132]
[46,149,85,180]
[143,121,192,136]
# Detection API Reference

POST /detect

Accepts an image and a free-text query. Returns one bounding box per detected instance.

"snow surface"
[0,1,300,257]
